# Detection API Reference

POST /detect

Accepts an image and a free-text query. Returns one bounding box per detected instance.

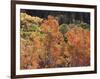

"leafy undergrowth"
[20,13,90,69]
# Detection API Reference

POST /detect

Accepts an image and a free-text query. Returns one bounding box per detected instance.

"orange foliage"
[66,26,90,66]
[41,15,59,33]
[20,14,90,69]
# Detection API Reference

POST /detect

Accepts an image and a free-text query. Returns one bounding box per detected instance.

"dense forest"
[21,9,90,25]
[20,9,90,69]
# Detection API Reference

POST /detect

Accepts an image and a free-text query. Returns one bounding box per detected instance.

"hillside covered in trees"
[20,10,90,69]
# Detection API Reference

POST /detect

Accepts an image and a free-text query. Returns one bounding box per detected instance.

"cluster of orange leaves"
[66,26,90,66]
[41,15,59,33]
